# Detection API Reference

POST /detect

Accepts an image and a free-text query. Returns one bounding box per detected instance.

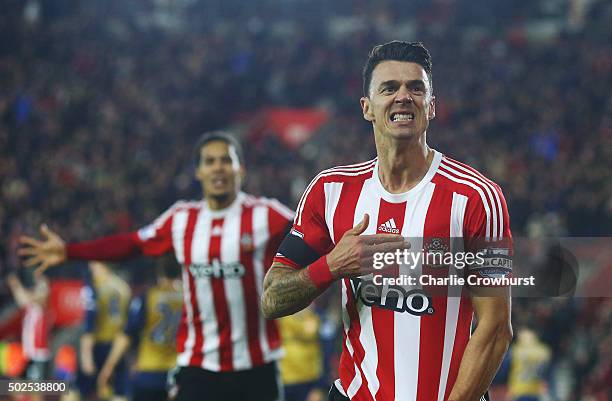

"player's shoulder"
[241,193,294,220]
[170,199,205,212]
[152,200,205,221]
[435,154,504,198]
[295,159,376,208]
[310,158,377,186]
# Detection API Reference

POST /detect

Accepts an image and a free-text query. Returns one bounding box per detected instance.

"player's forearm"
[261,264,323,319]
[448,317,512,401]
[80,333,95,362]
[7,279,32,307]
[101,333,131,374]
[66,232,142,261]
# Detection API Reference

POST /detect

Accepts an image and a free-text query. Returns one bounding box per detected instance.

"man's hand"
[261,214,409,319]
[327,214,409,279]
[18,224,67,275]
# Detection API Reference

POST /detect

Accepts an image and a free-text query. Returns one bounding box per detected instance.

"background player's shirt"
[274,151,512,401]
[508,338,551,398]
[136,192,293,371]
[22,303,49,362]
[125,283,183,372]
[279,307,323,385]
[83,271,131,343]
[21,278,50,362]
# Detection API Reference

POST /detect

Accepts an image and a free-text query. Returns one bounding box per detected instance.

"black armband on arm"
[277,233,321,268]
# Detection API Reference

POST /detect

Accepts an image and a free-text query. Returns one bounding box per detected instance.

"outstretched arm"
[18,224,142,275]
[18,224,67,275]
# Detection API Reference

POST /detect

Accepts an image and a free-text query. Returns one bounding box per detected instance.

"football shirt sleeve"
[134,202,179,256]
[273,178,334,269]
[463,183,513,280]
[264,199,295,271]
[66,232,142,260]
[65,203,180,260]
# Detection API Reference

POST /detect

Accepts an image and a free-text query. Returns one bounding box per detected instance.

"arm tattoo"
[261,264,322,319]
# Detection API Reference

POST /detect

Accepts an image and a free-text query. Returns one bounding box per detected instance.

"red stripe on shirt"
[176,307,188,355]
[373,198,407,401]
[264,208,286,352]
[332,177,368,244]
[444,293,473,401]
[440,161,496,239]
[344,278,375,401]
[417,186,452,401]
[334,179,375,401]
[209,217,234,371]
[23,306,49,359]
[183,208,204,367]
[239,205,264,366]
[339,334,356,395]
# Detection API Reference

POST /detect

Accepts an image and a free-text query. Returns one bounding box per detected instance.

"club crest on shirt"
[423,237,450,268]
[240,233,254,252]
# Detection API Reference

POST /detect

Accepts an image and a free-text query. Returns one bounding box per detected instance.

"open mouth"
[390,112,415,122]
[211,177,227,186]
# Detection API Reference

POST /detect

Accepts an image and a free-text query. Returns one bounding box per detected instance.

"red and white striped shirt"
[136,192,293,371]
[22,303,50,361]
[274,151,512,401]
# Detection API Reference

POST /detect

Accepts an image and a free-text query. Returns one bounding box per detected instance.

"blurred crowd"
[1,0,610,400]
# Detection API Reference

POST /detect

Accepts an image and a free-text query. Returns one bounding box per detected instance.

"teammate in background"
[97,255,183,401]
[508,328,551,401]
[19,132,293,401]
[279,305,326,401]
[6,271,50,401]
[262,41,513,401]
[77,261,131,401]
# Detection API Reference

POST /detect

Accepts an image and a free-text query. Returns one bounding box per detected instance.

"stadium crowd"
[1,0,610,400]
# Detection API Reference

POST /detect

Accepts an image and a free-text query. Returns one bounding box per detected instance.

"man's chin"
[388,129,420,140]
[208,191,231,199]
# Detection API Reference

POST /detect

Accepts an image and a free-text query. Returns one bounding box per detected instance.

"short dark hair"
[193,131,244,166]
[362,41,433,97]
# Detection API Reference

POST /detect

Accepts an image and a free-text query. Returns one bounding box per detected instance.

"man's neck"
[205,192,238,211]
[375,133,434,194]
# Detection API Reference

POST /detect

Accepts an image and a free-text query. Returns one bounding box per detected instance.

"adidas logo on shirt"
[378,218,400,234]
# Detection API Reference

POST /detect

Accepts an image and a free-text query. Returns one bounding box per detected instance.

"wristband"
[307,255,334,289]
